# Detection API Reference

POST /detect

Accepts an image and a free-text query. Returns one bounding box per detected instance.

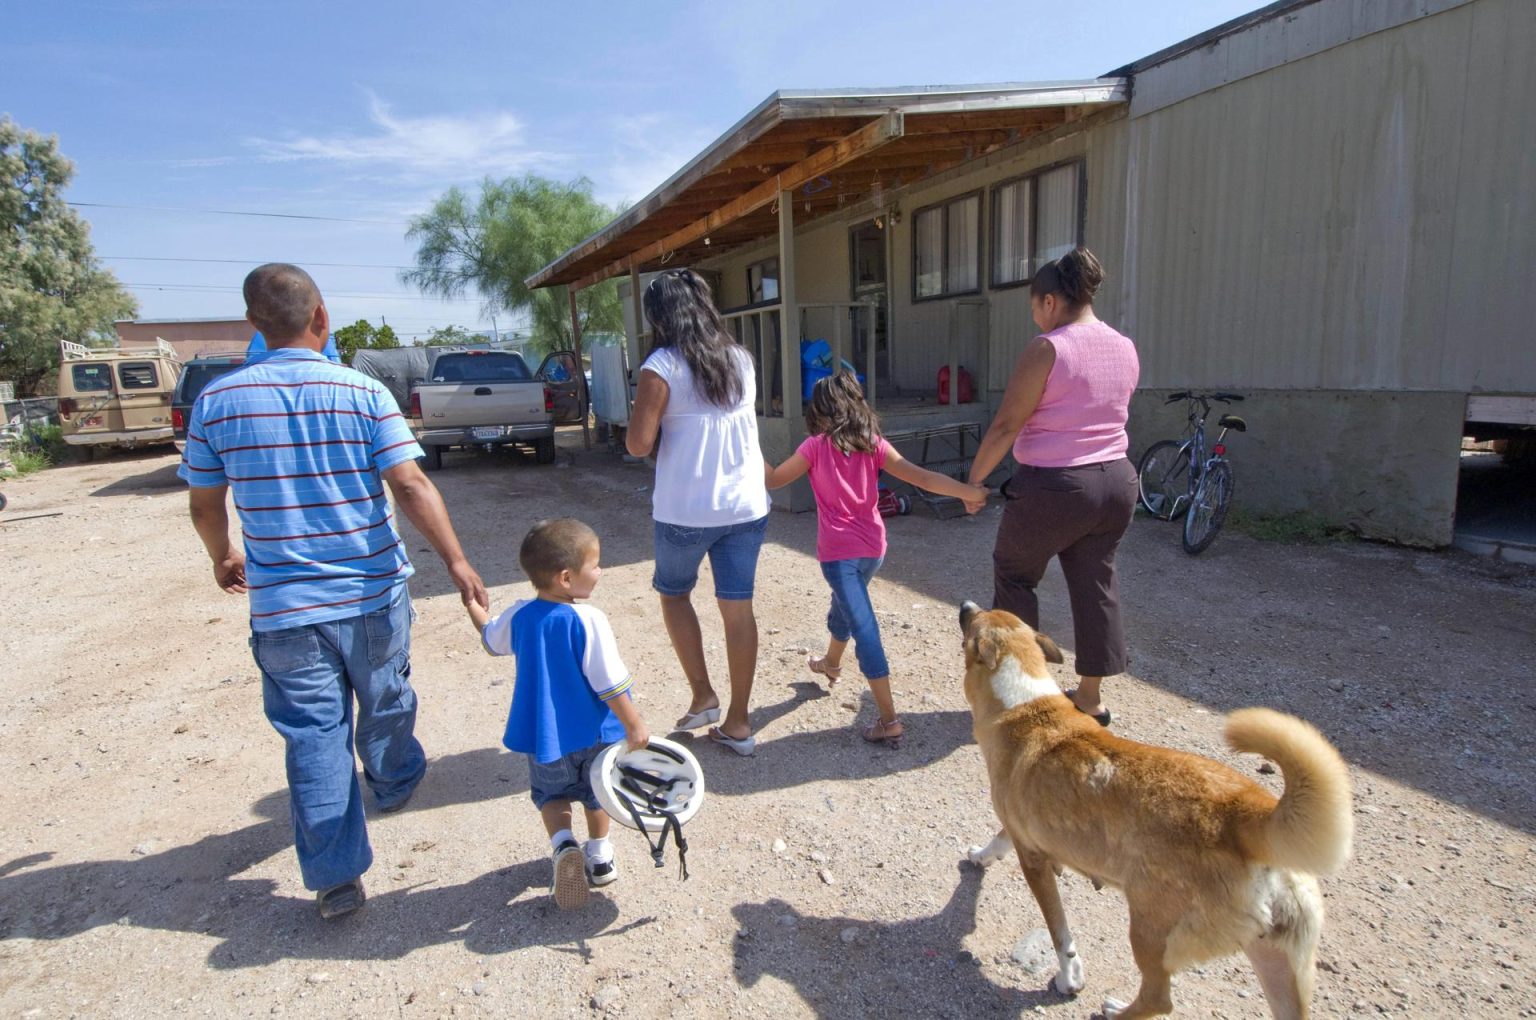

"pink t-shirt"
[1012,320,1140,468]
[797,433,892,562]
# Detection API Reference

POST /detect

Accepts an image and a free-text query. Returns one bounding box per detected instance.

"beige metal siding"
[1126,0,1536,393]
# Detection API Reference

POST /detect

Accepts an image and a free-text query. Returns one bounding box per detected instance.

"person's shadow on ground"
[0,745,619,966]
[731,861,1064,1019]
[671,681,978,798]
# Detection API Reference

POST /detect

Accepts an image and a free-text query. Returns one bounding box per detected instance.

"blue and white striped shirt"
[178,348,423,632]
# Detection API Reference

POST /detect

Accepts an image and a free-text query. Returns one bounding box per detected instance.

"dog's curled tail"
[1227,708,1353,875]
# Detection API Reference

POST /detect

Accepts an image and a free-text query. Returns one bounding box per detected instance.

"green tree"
[0,118,137,395]
[423,323,477,347]
[402,175,624,358]
[333,319,399,364]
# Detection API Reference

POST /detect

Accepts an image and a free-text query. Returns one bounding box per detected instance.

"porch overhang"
[526,81,1127,292]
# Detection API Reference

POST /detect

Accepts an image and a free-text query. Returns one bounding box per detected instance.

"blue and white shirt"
[177,348,423,631]
[483,599,632,764]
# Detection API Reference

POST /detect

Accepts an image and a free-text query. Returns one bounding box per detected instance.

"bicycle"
[1136,391,1247,554]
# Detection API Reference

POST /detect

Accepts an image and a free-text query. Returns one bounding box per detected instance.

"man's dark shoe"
[316,878,366,920]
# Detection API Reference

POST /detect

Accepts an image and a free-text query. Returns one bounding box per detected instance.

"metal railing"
[721,304,784,417]
[798,300,882,409]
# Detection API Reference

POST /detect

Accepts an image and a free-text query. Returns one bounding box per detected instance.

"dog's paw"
[965,845,992,867]
[1053,956,1085,995]
[1102,997,1130,1019]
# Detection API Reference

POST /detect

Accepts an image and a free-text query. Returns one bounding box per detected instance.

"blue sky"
[3,0,1260,342]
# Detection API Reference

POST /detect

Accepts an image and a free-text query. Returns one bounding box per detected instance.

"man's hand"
[214,551,248,594]
[448,559,488,610]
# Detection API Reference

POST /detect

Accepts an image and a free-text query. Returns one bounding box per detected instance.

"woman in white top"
[626,269,769,757]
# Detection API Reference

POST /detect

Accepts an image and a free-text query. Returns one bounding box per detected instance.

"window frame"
[988,158,1087,292]
[117,361,160,390]
[910,189,984,304]
[746,257,779,306]
[71,363,114,393]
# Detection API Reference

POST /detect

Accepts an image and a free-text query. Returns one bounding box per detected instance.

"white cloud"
[597,113,719,210]
[249,92,557,180]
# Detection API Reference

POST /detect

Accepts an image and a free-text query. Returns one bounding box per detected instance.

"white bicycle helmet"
[589,736,705,878]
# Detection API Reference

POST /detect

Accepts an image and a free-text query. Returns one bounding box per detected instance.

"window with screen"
[912,192,981,301]
[991,161,1083,288]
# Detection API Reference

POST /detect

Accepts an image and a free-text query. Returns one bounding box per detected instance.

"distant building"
[115,318,250,360]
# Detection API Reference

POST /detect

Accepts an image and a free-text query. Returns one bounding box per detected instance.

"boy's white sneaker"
[586,855,618,888]
[551,839,589,909]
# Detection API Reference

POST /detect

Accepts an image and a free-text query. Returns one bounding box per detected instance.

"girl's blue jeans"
[820,556,889,680]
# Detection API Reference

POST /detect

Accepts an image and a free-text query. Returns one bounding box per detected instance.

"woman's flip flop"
[707,726,756,757]
[674,706,721,731]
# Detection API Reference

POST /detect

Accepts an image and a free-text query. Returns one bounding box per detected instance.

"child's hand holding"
[961,483,989,515]
[624,718,651,752]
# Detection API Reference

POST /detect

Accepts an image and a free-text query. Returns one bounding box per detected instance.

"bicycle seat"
[1213,392,1246,402]
[1219,414,1247,432]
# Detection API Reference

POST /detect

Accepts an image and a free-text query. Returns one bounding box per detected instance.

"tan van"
[58,338,181,456]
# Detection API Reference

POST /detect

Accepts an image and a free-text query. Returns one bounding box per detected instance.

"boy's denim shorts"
[652,515,769,600]
[527,741,606,810]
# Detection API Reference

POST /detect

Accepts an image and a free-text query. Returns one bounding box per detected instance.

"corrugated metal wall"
[1124,0,1536,392]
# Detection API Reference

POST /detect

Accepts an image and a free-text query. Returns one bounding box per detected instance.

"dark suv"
[172,354,247,448]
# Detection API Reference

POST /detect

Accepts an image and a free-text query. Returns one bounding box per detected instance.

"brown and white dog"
[958,602,1352,1020]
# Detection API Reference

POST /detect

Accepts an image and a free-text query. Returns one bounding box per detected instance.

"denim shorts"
[652,515,769,600]
[527,741,606,811]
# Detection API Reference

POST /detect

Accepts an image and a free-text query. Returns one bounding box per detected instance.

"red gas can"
[937,364,974,405]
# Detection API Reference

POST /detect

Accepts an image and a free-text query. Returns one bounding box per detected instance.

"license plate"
[471,427,501,441]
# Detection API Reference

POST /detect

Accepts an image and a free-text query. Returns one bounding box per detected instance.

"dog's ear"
[970,628,1005,671]
[1034,632,1064,665]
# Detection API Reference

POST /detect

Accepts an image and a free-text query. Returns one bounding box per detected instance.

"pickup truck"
[408,349,585,469]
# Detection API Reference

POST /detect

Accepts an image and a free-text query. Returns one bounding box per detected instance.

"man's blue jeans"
[820,556,889,680]
[249,588,425,891]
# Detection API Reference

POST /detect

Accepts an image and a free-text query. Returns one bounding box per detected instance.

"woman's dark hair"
[805,370,881,454]
[643,268,744,408]
[1030,247,1105,308]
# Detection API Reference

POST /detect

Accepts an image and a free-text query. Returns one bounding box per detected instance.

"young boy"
[468,518,649,909]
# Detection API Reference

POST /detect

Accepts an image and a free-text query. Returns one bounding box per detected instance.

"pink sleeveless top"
[1011,320,1140,468]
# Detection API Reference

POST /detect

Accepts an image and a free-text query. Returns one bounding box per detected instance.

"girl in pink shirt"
[765,372,987,745]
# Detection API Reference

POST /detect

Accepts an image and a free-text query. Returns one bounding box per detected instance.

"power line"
[70,201,407,226]
[103,255,418,270]
[123,281,479,302]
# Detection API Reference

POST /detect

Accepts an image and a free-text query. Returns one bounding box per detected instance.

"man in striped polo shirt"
[180,263,488,920]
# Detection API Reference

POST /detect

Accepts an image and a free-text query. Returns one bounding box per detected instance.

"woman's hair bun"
[1056,248,1104,305]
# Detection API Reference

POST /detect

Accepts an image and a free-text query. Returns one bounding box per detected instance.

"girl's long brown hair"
[805,370,881,454]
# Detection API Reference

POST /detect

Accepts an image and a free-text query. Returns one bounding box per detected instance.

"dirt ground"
[1,432,1533,1019]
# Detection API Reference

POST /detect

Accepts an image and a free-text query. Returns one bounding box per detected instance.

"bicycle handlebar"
[1165,390,1245,405]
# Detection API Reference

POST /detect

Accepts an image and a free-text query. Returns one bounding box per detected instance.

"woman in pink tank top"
[967,249,1141,725]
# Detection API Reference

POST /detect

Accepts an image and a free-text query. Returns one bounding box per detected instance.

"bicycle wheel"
[1137,440,1191,520]
[1182,460,1234,555]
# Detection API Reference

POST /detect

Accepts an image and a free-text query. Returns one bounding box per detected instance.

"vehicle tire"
[1182,460,1233,555]
[534,436,557,465]
[1137,440,1191,520]
[0,490,7,512]
[423,444,443,471]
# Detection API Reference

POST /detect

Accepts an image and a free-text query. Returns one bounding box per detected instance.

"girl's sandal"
[861,716,904,747]
[807,656,843,688]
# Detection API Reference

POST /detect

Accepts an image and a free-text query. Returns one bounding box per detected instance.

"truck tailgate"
[417,381,545,429]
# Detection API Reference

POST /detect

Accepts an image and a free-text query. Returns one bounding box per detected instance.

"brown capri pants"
[991,458,1139,677]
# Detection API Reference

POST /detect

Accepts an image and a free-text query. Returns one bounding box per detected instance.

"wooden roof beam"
[571,112,904,290]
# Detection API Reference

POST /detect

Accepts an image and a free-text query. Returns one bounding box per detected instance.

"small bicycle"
[1137,391,1246,554]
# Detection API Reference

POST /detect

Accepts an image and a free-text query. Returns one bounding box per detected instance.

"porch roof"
[526,81,1127,292]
